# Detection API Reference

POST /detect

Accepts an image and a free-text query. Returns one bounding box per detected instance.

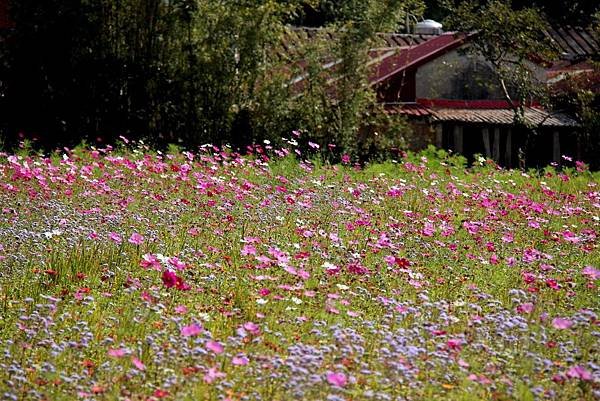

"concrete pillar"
[493,127,501,162]
[482,128,491,158]
[553,131,560,163]
[453,125,463,154]
[505,129,512,167]
[435,125,443,148]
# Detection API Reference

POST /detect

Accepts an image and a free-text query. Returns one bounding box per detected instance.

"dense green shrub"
[0,0,417,160]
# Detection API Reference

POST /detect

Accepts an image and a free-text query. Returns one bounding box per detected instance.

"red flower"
[162,270,190,290]
[162,270,177,288]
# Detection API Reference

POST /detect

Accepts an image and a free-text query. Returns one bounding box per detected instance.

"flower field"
[0,143,598,401]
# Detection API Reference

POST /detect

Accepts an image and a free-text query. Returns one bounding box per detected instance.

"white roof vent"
[415,19,443,35]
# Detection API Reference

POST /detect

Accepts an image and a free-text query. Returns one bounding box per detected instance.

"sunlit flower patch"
[0,142,598,400]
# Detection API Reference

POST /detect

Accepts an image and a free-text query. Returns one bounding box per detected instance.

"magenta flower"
[162,270,177,288]
[107,348,128,358]
[446,338,463,351]
[140,253,162,270]
[168,256,186,270]
[181,323,202,337]
[552,317,573,330]
[131,356,145,371]
[566,365,592,381]
[174,305,188,315]
[128,232,144,245]
[232,355,249,366]
[326,371,347,387]
[160,269,189,290]
[516,303,534,314]
[108,232,122,244]
[206,340,224,354]
[243,321,260,335]
[203,366,226,384]
[582,266,600,280]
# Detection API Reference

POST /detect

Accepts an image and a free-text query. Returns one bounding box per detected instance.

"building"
[285,22,597,166]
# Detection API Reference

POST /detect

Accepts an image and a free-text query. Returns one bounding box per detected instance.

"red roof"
[369,33,468,85]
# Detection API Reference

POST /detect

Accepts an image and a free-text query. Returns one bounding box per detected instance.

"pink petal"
[552,317,573,330]
[326,371,347,387]
[232,355,249,366]
[107,348,127,358]
[131,356,145,370]
[206,340,224,354]
[181,323,203,337]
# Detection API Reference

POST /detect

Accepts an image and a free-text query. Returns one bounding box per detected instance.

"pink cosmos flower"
[128,232,144,245]
[446,338,463,351]
[203,366,226,384]
[168,256,186,270]
[140,253,162,270]
[582,266,600,280]
[422,221,435,237]
[563,231,580,243]
[516,303,534,314]
[502,232,514,243]
[243,322,260,335]
[326,371,347,387]
[107,348,128,358]
[206,341,224,354]
[241,244,257,256]
[566,365,592,381]
[109,232,122,244]
[174,305,188,314]
[232,355,249,366]
[131,356,145,371]
[181,323,203,337]
[552,317,573,330]
[162,270,177,288]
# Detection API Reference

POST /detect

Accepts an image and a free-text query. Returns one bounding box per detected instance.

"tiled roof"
[431,107,578,128]
[384,103,432,117]
[545,26,599,61]
[369,33,467,85]
[417,99,530,109]
[281,26,442,90]
[384,100,579,128]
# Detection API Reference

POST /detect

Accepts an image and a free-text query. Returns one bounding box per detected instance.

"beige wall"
[415,46,546,100]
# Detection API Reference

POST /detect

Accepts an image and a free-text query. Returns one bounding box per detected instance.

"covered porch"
[430,106,579,167]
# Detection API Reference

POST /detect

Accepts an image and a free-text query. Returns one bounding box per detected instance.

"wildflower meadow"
[0,141,598,401]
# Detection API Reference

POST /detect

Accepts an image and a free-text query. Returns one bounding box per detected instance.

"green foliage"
[285,1,421,161]
[0,0,423,161]
[574,90,600,168]
[427,0,600,26]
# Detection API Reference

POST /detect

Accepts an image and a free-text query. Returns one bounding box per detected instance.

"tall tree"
[425,0,600,25]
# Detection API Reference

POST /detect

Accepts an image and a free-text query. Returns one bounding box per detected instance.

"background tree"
[425,0,600,26]
[0,0,422,161]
